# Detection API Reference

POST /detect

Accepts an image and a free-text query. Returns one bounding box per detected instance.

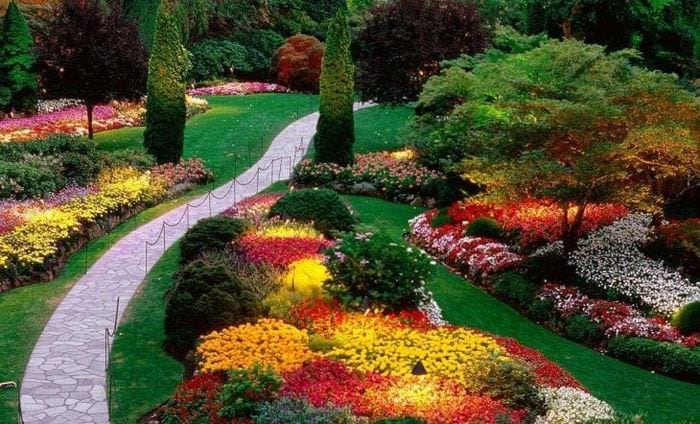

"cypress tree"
[314,10,355,166]
[144,0,191,164]
[0,0,37,114]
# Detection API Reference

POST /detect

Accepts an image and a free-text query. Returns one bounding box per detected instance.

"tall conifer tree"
[0,0,37,113]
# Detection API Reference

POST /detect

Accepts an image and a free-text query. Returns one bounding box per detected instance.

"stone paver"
[20,103,374,423]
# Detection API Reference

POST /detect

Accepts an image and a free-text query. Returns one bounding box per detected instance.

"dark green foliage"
[483,360,544,414]
[493,271,539,306]
[144,1,191,164]
[302,0,346,22]
[269,189,354,234]
[314,10,355,166]
[219,365,282,419]
[324,232,432,311]
[0,161,59,200]
[673,301,700,335]
[0,1,37,113]
[164,254,263,355]
[254,397,357,423]
[123,0,160,50]
[465,216,503,238]
[521,250,577,284]
[565,314,603,344]
[189,39,251,81]
[528,298,554,322]
[180,216,249,264]
[607,337,700,382]
[231,29,285,75]
[99,149,155,170]
[430,208,453,228]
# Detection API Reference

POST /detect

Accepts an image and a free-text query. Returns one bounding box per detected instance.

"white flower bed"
[417,287,447,326]
[569,213,700,316]
[536,387,615,423]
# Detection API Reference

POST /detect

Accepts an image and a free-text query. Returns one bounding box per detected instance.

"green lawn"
[353,104,413,153]
[345,195,700,424]
[0,93,318,424]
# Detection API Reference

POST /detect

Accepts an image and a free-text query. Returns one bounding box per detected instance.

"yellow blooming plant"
[254,222,324,239]
[282,258,331,297]
[197,319,317,374]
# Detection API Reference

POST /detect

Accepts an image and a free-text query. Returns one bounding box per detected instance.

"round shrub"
[528,298,554,322]
[164,254,263,355]
[565,314,603,344]
[189,39,251,82]
[324,232,433,311]
[274,34,324,92]
[465,216,503,238]
[430,208,453,228]
[180,216,249,264]
[220,365,282,420]
[673,301,700,335]
[494,271,540,306]
[269,189,354,234]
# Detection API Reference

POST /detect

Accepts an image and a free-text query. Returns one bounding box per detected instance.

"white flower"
[536,387,615,424]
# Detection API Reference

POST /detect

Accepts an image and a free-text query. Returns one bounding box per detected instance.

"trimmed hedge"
[607,337,700,382]
[180,216,249,264]
[493,271,540,306]
[269,188,354,234]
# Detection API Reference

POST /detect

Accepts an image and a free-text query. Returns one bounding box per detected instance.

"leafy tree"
[314,10,355,165]
[416,38,700,252]
[123,0,160,50]
[274,34,324,92]
[355,0,487,103]
[38,0,146,139]
[302,0,346,22]
[144,0,191,164]
[0,0,37,114]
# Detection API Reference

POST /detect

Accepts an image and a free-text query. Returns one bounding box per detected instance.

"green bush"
[493,271,540,306]
[269,189,354,234]
[189,39,251,82]
[0,161,60,199]
[231,30,285,74]
[254,397,357,423]
[164,254,263,355]
[0,1,37,113]
[219,365,282,419]
[522,250,576,284]
[607,337,700,381]
[324,232,432,311]
[180,216,249,264]
[483,360,544,414]
[430,208,453,228]
[673,301,700,335]
[465,216,503,238]
[528,298,554,322]
[565,314,603,344]
[100,149,155,170]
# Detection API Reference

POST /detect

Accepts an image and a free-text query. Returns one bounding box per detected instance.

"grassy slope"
[352,104,413,154]
[0,94,318,424]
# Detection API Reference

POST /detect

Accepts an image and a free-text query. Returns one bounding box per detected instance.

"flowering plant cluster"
[535,387,615,424]
[293,150,445,205]
[238,222,333,268]
[539,283,699,347]
[223,193,283,224]
[187,81,288,96]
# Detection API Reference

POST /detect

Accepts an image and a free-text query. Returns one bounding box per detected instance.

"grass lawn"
[353,104,413,153]
[345,195,700,424]
[0,93,318,424]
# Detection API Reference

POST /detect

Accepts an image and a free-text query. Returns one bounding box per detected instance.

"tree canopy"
[0,0,37,114]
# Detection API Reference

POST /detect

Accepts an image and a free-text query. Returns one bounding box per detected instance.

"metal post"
[162,223,166,252]
[208,192,212,217]
[256,169,260,193]
[186,206,190,229]
[84,242,88,273]
[233,179,237,206]
[144,242,148,275]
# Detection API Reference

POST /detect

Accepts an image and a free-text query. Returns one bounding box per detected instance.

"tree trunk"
[563,202,587,254]
[86,103,94,140]
[562,0,582,39]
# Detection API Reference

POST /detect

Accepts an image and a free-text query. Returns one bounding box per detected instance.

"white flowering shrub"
[536,387,615,424]
[417,287,447,326]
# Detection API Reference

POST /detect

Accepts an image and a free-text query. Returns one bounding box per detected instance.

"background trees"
[0,1,37,114]
[314,10,354,165]
[274,34,324,92]
[38,0,146,139]
[355,0,487,103]
[144,0,191,164]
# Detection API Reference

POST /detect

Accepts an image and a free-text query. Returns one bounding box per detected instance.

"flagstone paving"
[20,104,374,423]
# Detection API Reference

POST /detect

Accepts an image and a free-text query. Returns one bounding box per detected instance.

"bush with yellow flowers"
[282,258,330,297]
[197,319,317,374]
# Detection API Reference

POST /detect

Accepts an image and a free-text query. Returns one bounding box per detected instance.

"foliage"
[255,397,358,423]
[355,0,487,103]
[231,29,285,75]
[465,216,503,238]
[647,219,700,281]
[606,337,700,381]
[160,373,224,424]
[493,271,539,306]
[269,188,354,234]
[673,301,700,335]
[144,1,191,164]
[219,365,282,419]
[38,0,146,139]
[189,39,251,81]
[482,359,544,413]
[123,0,160,50]
[164,253,263,355]
[282,258,330,297]
[274,34,324,92]
[0,1,37,113]
[314,10,355,165]
[565,314,603,344]
[324,231,432,311]
[180,216,249,264]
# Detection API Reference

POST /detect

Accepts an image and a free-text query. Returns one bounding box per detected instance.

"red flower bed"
[160,373,226,424]
[238,234,333,267]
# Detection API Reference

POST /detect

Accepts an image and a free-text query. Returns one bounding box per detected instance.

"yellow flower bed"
[327,315,507,389]
[0,167,154,268]
[254,222,323,239]
[197,319,317,374]
[282,258,330,297]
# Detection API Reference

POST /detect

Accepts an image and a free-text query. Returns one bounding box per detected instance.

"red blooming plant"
[238,234,333,268]
[288,297,347,336]
[223,193,284,224]
[159,373,226,424]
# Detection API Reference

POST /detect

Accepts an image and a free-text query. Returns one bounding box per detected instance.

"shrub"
[180,216,249,264]
[465,216,503,238]
[100,149,155,170]
[255,397,357,423]
[189,39,251,81]
[159,373,224,423]
[482,360,544,414]
[607,337,700,381]
[231,29,285,75]
[673,301,700,335]
[565,314,603,344]
[528,298,554,322]
[274,34,324,92]
[0,161,60,200]
[493,271,539,306]
[0,1,37,113]
[430,209,453,228]
[164,254,263,355]
[522,250,577,284]
[324,232,432,311]
[269,189,354,234]
[219,365,282,419]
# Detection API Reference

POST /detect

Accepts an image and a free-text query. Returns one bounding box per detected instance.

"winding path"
[20,103,374,423]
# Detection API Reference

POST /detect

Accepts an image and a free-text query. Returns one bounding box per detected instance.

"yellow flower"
[282,258,330,297]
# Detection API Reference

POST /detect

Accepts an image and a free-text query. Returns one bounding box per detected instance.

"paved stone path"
[20,103,374,423]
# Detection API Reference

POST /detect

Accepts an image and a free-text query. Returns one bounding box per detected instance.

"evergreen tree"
[0,0,37,114]
[144,0,191,164]
[314,10,354,165]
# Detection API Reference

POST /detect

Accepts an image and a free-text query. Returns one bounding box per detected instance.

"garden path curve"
[20,103,374,423]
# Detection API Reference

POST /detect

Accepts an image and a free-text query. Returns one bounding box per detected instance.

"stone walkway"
[20,103,374,423]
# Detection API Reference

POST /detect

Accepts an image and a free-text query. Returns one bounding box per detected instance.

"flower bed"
[293,150,448,206]
[187,81,288,96]
[0,159,212,291]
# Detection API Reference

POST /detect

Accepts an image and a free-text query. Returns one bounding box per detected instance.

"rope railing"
[103,297,120,418]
